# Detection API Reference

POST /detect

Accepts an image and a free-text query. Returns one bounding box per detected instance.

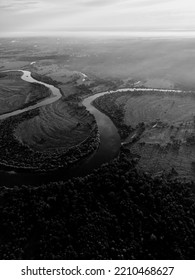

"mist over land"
[2,34,195,88]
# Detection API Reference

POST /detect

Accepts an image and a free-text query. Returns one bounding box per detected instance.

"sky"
[1,0,195,37]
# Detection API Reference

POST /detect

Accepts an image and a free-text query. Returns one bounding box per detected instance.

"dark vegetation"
[0,110,100,172]
[93,93,133,139]
[0,152,194,259]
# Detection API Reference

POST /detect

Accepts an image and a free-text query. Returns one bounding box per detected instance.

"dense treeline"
[0,153,194,259]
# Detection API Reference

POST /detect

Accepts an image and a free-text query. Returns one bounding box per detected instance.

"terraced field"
[94,90,195,180]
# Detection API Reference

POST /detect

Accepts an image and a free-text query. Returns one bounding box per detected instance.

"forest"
[0,151,194,259]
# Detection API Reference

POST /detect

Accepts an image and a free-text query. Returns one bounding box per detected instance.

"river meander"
[0,70,185,186]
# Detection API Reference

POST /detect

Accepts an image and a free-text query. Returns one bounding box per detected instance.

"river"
[0,70,185,186]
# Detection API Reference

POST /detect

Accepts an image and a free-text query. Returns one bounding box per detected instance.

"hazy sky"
[1,0,195,36]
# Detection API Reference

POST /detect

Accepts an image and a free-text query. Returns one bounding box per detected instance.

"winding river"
[0,70,184,186]
[0,70,121,186]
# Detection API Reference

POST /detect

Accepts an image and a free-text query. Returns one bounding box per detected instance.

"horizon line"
[2,30,195,38]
